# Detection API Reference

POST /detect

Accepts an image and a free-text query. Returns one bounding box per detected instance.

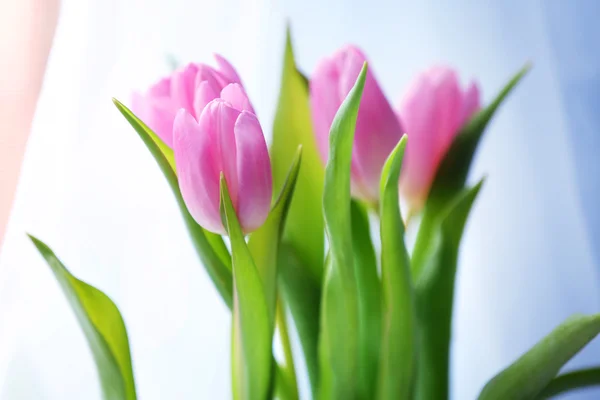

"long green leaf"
[271,27,325,283]
[29,235,136,400]
[478,314,600,400]
[412,65,530,279]
[414,181,483,400]
[248,146,302,330]
[376,136,416,400]
[272,28,325,397]
[537,367,600,398]
[220,176,271,400]
[278,244,321,397]
[318,62,367,399]
[350,200,381,398]
[112,99,233,308]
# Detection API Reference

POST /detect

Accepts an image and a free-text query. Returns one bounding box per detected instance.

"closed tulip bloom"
[399,66,480,211]
[132,54,249,148]
[310,45,404,203]
[173,85,271,235]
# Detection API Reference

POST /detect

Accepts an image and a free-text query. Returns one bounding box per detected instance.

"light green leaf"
[248,146,302,330]
[414,181,483,400]
[318,62,367,399]
[271,28,324,397]
[376,136,416,400]
[351,200,381,399]
[537,366,600,398]
[271,27,324,283]
[412,64,530,278]
[220,176,272,400]
[278,244,321,397]
[29,235,136,400]
[113,99,233,308]
[478,314,600,400]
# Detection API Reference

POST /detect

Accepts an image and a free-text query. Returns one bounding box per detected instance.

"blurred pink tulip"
[310,45,404,203]
[132,54,251,148]
[399,66,480,211]
[173,87,271,235]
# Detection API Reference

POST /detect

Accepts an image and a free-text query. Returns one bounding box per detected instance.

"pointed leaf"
[113,99,232,308]
[351,200,381,398]
[478,314,600,400]
[538,366,600,398]
[414,181,484,400]
[220,176,271,400]
[376,136,416,400]
[248,146,302,329]
[29,235,137,400]
[318,62,367,399]
[271,28,324,283]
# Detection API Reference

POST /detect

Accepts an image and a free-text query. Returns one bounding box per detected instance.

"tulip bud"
[132,54,249,148]
[310,45,404,203]
[399,66,480,211]
[173,86,272,235]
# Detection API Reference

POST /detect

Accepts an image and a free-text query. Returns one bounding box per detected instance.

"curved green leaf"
[271,27,324,283]
[537,367,600,399]
[376,136,416,400]
[414,181,484,400]
[412,65,530,279]
[29,235,136,400]
[248,146,302,330]
[351,200,381,398]
[220,176,271,400]
[112,99,233,308]
[318,62,367,399]
[478,314,600,400]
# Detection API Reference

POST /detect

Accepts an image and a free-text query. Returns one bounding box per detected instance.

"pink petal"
[201,99,240,211]
[220,83,254,114]
[173,109,223,234]
[171,63,199,113]
[213,53,242,84]
[460,81,481,126]
[234,111,272,233]
[193,80,220,119]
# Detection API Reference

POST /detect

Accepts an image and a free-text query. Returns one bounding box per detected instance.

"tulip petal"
[171,63,200,113]
[173,109,223,234]
[214,53,242,84]
[461,81,481,126]
[193,80,220,119]
[234,111,272,233]
[221,83,255,114]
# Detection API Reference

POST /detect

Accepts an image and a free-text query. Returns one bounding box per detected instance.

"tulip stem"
[276,296,299,400]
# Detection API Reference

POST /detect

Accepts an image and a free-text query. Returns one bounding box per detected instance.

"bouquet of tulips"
[29,30,600,400]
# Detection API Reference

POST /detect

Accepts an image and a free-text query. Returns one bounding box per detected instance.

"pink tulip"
[310,45,404,203]
[399,66,481,211]
[132,54,250,148]
[173,86,272,235]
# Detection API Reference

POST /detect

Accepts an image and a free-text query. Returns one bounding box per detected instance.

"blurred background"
[1,0,599,398]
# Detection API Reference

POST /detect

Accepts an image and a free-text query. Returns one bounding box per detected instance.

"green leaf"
[350,200,381,398]
[318,62,367,399]
[414,181,483,400]
[478,314,600,400]
[248,146,302,330]
[278,244,321,397]
[28,235,137,400]
[112,99,233,308]
[271,27,324,283]
[412,64,530,279]
[537,367,600,399]
[376,136,416,400]
[220,176,272,400]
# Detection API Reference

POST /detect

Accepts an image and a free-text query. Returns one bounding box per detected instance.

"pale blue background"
[0,0,599,399]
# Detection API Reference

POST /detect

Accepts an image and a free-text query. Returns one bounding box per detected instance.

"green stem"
[276,297,299,400]
[537,367,600,398]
